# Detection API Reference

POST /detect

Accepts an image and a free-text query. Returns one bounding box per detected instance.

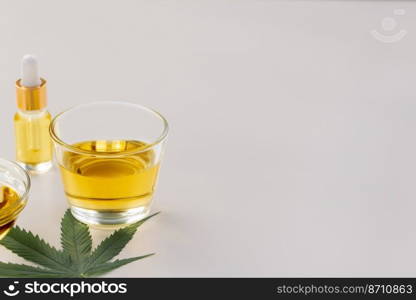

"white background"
[0,0,415,277]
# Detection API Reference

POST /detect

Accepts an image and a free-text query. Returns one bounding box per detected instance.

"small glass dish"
[0,158,30,239]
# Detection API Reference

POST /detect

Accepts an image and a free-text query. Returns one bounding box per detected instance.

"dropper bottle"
[14,55,52,173]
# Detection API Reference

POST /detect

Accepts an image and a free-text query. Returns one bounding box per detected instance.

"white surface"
[0,0,416,277]
[21,55,41,88]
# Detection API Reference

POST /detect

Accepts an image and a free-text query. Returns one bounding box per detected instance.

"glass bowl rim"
[49,101,169,157]
[0,158,31,218]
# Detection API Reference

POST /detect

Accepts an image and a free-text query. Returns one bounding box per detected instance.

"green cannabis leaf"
[0,210,158,278]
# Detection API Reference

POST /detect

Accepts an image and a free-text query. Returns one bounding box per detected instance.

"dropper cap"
[16,55,47,111]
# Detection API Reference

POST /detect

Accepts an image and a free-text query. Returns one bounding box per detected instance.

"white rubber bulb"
[21,55,41,87]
